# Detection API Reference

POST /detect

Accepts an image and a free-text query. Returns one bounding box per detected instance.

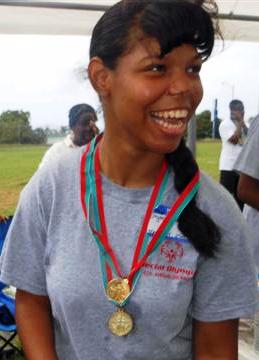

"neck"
[98,135,165,188]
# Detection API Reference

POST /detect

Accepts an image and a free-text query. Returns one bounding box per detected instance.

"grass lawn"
[0,140,221,215]
[196,139,221,181]
[0,144,48,216]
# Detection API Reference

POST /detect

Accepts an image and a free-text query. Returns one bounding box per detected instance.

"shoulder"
[248,115,259,136]
[46,140,65,152]
[197,172,244,228]
[247,117,259,139]
[198,172,233,203]
[234,122,259,178]
[39,141,67,168]
[40,145,85,182]
[22,146,85,205]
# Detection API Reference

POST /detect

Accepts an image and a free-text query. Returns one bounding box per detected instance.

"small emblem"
[160,240,184,263]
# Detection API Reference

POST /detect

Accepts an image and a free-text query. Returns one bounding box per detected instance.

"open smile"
[150,109,189,132]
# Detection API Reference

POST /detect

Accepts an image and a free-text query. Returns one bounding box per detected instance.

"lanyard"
[80,136,200,306]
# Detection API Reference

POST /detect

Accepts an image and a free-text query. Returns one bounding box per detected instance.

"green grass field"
[0,144,48,216]
[196,140,221,181]
[0,140,221,216]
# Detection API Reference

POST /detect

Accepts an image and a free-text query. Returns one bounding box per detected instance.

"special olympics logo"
[160,240,184,263]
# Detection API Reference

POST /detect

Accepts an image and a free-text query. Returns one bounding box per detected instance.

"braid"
[166,139,221,258]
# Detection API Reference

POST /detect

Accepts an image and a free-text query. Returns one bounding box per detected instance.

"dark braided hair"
[166,140,220,257]
[90,0,221,257]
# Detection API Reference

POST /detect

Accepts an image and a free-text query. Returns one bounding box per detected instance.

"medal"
[108,308,134,336]
[106,278,131,304]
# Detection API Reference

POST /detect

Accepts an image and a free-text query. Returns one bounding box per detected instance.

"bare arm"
[16,289,59,360]
[193,319,238,360]
[228,110,247,144]
[238,173,259,210]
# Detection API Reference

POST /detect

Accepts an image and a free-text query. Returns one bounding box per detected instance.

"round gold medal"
[106,278,130,304]
[108,308,134,336]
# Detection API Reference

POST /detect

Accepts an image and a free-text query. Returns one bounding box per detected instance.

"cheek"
[192,81,203,107]
[135,81,166,106]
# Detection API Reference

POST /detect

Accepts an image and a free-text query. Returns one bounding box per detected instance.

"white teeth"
[154,118,184,130]
[151,109,187,131]
[152,109,188,119]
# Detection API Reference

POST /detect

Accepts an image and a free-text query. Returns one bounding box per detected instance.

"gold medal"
[106,278,130,304]
[108,308,134,336]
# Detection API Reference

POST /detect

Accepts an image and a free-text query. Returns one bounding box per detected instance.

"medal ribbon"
[94,146,168,280]
[80,137,200,306]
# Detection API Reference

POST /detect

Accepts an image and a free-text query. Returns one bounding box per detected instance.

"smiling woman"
[90,42,203,157]
[0,1,257,360]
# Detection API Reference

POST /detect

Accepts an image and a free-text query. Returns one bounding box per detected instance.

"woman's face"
[104,39,203,154]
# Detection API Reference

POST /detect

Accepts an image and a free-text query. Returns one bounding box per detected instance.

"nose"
[166,70,192,96]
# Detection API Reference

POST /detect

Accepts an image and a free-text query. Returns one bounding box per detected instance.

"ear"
[88,57,112,97]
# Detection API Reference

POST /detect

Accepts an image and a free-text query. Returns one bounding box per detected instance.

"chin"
[150,139,182,155]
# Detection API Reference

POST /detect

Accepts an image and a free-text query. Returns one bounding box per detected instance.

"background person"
[0,1,257,359]
[234,116,259,268]
[39,103,99,168]
[234,115,259,352]
[219,99,248,209]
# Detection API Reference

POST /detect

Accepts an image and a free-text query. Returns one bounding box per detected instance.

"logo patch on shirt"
[143,204,197,281]
[160,240,184,263]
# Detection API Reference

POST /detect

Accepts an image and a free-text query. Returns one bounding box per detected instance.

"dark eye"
[187,64,202,75]
[149,64,166,73]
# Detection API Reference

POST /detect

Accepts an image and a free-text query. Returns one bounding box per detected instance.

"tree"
[0,110,46,144]
[196,110,212,139]
[0,110,31,143]
[31,128,47,144]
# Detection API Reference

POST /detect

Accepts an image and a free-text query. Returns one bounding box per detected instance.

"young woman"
[0,1,257,359]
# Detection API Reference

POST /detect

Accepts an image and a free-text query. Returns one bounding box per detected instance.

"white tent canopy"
[0,0,259,42]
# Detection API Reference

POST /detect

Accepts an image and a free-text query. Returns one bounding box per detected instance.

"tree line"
[0,110,69,144]
[0,109,220,144]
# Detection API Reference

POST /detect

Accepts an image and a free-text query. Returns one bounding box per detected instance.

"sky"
[0,34,259,131]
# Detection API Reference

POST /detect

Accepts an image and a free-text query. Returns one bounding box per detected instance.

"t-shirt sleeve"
[192,176,257,321]
[234,121,259,180]
[219,120,236,142]
[0,169,51,296]
[38,142,63,169]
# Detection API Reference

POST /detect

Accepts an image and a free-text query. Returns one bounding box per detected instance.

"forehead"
[74,112,95,126]
[230,105,243,112]
[78,111,95,120]
[119,37,199,66]
[125,36,161,58]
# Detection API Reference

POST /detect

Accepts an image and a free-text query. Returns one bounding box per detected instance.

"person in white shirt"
[39,104,99,168]
[219,99,247,210]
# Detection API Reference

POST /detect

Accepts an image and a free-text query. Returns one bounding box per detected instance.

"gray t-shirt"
[0,148,257,360]
[234,118,259,267]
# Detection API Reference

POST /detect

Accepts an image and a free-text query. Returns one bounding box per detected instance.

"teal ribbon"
[83,137,200,307]
[130,182,200,294]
